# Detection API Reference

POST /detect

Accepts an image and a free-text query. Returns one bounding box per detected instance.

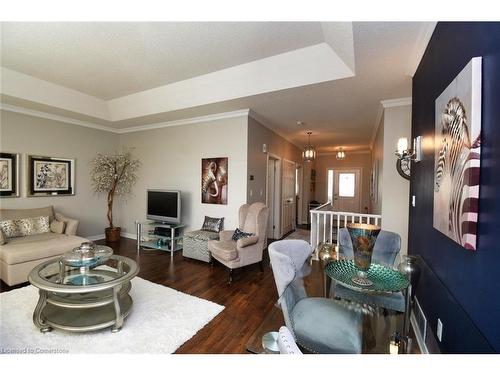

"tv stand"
[135,220,186,260]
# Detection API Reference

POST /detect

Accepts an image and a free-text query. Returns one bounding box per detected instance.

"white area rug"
[0,276,224,354]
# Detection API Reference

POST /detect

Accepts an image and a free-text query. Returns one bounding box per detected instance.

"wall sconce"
[395,136,422,162]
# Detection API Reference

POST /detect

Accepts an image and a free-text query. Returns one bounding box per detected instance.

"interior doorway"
[296,164,303,225]
[282,159,296,235]
[266,154,281,239]
[327,168,362,212]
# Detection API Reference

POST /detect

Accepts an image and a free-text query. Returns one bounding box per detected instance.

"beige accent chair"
[208,202,269,284]
[0,206,87,286]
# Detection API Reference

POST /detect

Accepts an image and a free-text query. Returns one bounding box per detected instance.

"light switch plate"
[437,318,443,342]
[412,195,416,207]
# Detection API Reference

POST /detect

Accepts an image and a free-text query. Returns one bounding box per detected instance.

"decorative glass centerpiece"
[346,223,381,286]
[61,242,113,268]
[60,242,114,285]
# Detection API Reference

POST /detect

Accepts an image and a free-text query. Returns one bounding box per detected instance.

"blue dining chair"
[334,228,405,312]
[269,239,362,354]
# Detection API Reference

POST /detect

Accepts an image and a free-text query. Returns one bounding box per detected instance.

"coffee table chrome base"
[33,291,133,333]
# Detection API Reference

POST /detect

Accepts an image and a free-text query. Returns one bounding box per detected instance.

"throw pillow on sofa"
[201,216,224,232]
[0,228,6,245]
[0,219,19,238]
[0,216,50,238]
[50,220,66,234]
[231,228,254,241]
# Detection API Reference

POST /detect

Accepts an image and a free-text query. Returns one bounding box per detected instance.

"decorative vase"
[105,226,121,242]
[397,255,421,302]
[347,223,381,286]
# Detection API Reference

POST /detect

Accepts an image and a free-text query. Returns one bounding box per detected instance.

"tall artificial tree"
[90,152,140,229]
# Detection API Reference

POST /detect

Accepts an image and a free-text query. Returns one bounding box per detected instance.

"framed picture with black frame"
[27,155,75,196]
[0,152,20,198]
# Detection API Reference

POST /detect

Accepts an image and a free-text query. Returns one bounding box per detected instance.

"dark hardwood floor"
[102,237,279,354]
[0,237,278,353]
[1,234,420,354]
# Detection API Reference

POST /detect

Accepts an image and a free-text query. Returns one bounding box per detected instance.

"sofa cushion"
[0,206,55,222]
[184,230,219,241]
[50,220,66,234]
[0,233,87,265]
[209,240,239,262]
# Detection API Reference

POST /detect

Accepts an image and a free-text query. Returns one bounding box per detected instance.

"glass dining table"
[325,258,411,353]
[246,254,415,354]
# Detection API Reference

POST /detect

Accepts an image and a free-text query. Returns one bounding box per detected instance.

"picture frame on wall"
[27,155,75,196]
[0,152,20,198]
[433,57,482,251]
[201,157,228,204]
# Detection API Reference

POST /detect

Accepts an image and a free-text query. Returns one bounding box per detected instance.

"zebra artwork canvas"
[433,57,482,251]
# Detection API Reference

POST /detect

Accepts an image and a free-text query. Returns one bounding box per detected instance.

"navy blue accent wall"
[410,22,500,353]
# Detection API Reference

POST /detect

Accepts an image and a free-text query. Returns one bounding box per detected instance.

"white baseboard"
[121,232,136,240]
[411,308,429,354]
[87,234,105,241]
[86,233,135,241]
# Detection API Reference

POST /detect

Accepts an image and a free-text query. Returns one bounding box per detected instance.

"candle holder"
[346,223,381,286]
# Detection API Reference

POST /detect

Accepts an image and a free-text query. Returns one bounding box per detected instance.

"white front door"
[331,168,361,212]
[282,159,296,235]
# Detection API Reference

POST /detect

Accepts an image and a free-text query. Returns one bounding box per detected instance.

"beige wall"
[117,116,248,235]
[246,116,302,205]
[313,152,373,213]
[0,110,119,238]
[372,113,384,215]
[372,104,411,255]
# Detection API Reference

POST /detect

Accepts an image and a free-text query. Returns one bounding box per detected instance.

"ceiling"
[0,22,435,152]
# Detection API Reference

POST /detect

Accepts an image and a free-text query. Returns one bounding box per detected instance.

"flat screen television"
[147,189,181,224]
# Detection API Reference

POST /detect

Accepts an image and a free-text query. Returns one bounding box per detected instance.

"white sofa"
[0,206,87,286]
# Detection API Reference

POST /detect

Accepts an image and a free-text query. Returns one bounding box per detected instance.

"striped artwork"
[433,57,482,251]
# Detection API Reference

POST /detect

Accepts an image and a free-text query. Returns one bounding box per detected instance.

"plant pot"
[105,227,121,242]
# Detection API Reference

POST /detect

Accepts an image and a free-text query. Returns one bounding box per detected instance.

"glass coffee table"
[28,254,139,333]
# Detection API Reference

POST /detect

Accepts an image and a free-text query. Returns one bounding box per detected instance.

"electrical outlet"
[437,318,443,342]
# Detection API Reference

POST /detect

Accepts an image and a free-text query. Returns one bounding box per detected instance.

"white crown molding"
[87,234,106,241]
[0,103,118,133]
[407,22,437,77]
[381,97,412,108]
[369,97,412,150]
[119,109,250,134]
[0,102,251,134]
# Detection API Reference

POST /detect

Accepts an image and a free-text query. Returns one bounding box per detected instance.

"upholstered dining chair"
[277,326,303,354]
[268,239,362,354]
[208,202,269,284]
[335,228,405,312]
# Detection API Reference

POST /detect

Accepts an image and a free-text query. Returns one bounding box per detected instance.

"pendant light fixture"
[302,131,316,162]
[336,147,346,160]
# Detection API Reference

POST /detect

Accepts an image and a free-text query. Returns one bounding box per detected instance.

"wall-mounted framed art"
[27,155,75,197]
[201,157,228,204]
[433,57,482,251]
[0,152,20,198]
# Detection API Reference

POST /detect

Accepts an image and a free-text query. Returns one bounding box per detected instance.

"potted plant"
[90,152,140,242]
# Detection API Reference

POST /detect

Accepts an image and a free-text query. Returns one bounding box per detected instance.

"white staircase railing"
[310,202,382,254]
